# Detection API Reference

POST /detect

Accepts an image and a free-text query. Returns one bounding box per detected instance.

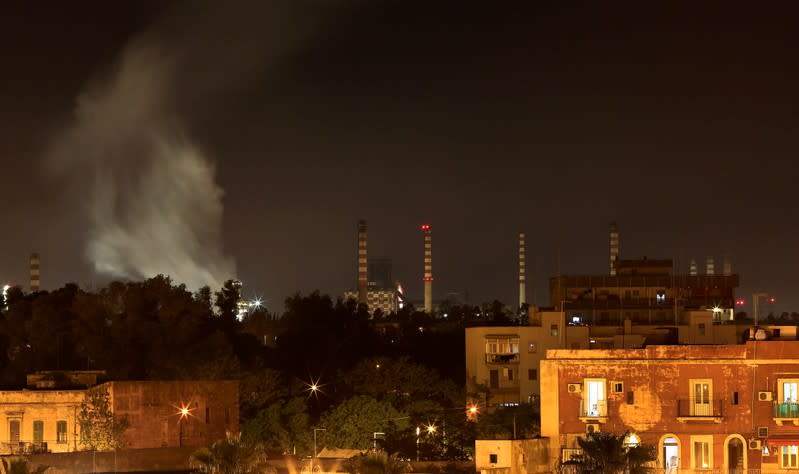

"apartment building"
[540,341,799,472]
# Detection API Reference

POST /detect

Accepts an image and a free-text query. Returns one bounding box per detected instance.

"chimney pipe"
[706,256,715,276]
[723,256,732,276]
[357,220,368,306]
[689,258,697,276]
[609,222,619,276]
[30,253,40,293]
[422,224,432,313]
[519,232,526,308]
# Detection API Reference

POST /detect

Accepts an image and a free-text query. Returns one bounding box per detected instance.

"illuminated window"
[782,446,799,469]
[528,342,536,353]
[656,291,666,304]
[611,382,624,393]
[57,421,67,443]
[690,435,713,469]
[551,324,559,336]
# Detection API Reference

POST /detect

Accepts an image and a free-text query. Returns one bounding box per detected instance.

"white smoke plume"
[49,40,235,290]
[47,1,338,290]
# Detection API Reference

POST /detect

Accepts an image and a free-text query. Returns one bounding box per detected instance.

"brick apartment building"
[540,341,799,472]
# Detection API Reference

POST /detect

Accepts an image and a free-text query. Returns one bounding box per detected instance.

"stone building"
[540,341,799,472]
[0,373,238,454]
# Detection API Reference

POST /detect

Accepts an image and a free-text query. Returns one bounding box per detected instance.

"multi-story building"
[0,372,238,454]
[540,341,799,472]
[550,257,739,327]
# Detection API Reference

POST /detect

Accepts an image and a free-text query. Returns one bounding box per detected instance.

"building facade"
[540,341,799,472]
[0,375,238,454]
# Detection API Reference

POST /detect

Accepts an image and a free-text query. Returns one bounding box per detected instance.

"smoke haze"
[47,0,330,290]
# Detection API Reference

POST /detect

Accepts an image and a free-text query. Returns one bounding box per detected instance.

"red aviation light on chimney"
[421,224,431,231]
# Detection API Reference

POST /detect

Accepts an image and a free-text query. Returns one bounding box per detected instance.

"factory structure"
[344,220,407,315]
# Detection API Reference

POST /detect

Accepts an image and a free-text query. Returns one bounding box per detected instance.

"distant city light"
[736,298,745,306]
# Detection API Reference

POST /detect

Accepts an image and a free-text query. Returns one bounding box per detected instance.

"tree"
[572,431,655,474]
[190,432,273,474]
[344,451,409,474]
[319,396,408,450]
[2,459,48,474]
[77,386,130,451]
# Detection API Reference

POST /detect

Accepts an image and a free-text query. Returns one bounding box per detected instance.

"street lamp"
[312,428,326,474]
[373,432,385,450]
[176,403,192,448]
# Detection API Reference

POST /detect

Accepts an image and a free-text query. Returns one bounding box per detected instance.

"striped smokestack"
[422,224,432,313]
[609,222,619,276]
[706,256,715,275]
[689,258,697,276]
[357,220,368,305]
[519,232,526,308]
[30,253,40,293]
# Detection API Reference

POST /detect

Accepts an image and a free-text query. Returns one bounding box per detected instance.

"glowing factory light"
[425,422,437,435]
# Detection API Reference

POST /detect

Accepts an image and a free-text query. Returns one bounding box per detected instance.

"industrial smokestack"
[609,222,619,276]
[422,224,433,313]
[30,253,40,293]
[519,232,526,308]
[723,256,732,276]
[689,258,697,276]
[706,256,715,275]
[357,220,368,306]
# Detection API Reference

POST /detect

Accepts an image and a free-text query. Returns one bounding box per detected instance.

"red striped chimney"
[609,222,619,276]
[519,232,526,308]
[358,220,368,305]
[422,224,432,313]
[30,253,40,293]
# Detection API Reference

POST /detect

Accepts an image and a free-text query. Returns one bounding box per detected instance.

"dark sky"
[1,1,798,313]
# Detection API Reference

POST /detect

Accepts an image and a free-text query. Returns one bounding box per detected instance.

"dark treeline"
[0,276,536,459]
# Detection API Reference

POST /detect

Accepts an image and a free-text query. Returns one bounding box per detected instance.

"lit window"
[551,324,559,336]
[690,435,713,469]
[57,420,67,443]
[528,342,536,353]
[656,291,666,304]
[783,445,799,469]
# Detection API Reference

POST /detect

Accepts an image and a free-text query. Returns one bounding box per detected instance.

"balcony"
[485,353,519,364]
[579,399,608,423]
[773,401,799,426]
[676,399,723,422]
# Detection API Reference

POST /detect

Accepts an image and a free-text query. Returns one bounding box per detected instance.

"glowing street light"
[175,402,194,448]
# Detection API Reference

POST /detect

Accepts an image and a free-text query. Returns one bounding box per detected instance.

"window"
[656,291,666,304]
[528,369,537,380]
[57,421,67,443]
[698,323,706,336]
[528,343,536,353]
[33,421,44,443]
[583,379,607,417]
[504,368,514,381]
[205,407,210,424]
[691,379,712,416]
[550,324,559,336]
[778,379,799,418]
[489,454,498,464]
[782,446,799,469]
[611,382,624,393]
[485,336,520,354]
[691,435,713,469]
[732,392,739,405]
[627,391,634,404]
[490,370,499,389]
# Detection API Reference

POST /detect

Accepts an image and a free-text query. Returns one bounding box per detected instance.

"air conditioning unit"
[749,439,762,450]
[758,427,769,438]
[568,383,582,393]
[759,391,773,401]
[585,423,600,434]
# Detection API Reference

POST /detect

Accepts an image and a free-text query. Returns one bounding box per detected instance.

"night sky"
[1,2,798,313]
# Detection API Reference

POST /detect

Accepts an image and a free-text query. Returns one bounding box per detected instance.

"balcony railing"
[676,399,724,419]
[485,353,519,364]
[579,399,608,419]
[772,402,799,424]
